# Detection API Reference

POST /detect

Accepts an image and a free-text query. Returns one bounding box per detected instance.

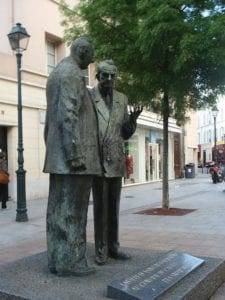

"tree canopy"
[60,0,225,119]
[60,0,225,207]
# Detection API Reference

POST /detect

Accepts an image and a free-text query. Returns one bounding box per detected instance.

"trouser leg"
[92,177,108,260]
[108,177,122,253]
[46,174,93,275]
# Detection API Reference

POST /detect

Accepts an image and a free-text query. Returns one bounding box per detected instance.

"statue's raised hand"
[129,104,143,122]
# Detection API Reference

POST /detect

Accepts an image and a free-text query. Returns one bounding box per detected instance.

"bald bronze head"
[70,37,94,70]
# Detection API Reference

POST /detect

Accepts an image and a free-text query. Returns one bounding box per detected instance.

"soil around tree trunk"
[135,208,196,216]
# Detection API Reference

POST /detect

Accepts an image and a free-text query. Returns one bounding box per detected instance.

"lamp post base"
[16,209,28,222]
[16,168,28,222]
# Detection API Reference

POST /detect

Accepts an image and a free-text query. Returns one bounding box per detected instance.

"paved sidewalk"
[1,172,225,299]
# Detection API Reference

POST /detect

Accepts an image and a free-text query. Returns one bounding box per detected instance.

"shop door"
[0,126,8,202]
[146,143,159,181]
[174,133,181,178]
[0,127,7,155]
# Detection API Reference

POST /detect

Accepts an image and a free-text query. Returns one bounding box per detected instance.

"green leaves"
[60,0,225,122]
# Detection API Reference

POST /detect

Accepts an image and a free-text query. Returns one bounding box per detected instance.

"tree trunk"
[162,93,169,209]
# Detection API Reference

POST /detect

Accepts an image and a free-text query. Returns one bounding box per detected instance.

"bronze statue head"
[70,37,94,70]
[96,60,117,89]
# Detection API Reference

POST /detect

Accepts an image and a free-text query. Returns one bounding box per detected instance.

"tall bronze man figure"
[43,37,102,276]
[90,60,142,265]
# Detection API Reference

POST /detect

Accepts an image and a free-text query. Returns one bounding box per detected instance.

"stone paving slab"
[0,245,225,300]
[1,174,225,299]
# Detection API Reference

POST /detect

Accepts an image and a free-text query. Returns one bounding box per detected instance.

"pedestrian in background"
[0,150,9,209]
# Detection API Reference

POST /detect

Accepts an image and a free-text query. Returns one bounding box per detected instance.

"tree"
[60,0,225,208]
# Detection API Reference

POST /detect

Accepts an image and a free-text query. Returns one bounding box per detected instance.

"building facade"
[183,111,198,173]
[124,111,182,184]
[126,110,199,184]
[0,0,77,201]
[197,96,225,165]
[1,0,197,202]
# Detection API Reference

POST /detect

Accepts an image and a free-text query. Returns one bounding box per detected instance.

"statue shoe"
[108,250,131,260]
[95,255,107,265]
[52,266,96,277]
[70,266,96,276]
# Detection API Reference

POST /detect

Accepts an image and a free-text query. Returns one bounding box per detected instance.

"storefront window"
[146,129,162,181]
[124,135,138,184]
[124,128,163,184]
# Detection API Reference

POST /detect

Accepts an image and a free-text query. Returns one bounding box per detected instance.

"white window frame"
[47,41,56,75]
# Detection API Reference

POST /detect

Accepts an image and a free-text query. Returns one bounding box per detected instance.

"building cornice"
[0,75,46,89]
[0,98,46,110]
[137,113,181,133]
[49,0,60,4]
[21,68,48,79]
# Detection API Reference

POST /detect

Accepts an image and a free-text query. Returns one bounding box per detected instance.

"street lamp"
[7,23,30,222]
[212,108,218,164]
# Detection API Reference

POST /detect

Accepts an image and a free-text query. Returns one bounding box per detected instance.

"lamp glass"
[8,23,30,53]
[212,109,218,118]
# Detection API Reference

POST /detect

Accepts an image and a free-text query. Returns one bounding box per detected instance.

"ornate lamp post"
[212,108,218,164]
[7,23,30,222]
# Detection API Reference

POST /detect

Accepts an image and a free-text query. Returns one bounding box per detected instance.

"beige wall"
[0,0,74,201]
[0,0,187,201]
[0,0,14,55]
[0,0,73,75]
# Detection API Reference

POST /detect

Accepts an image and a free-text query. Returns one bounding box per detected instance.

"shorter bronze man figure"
[90,60,142,265]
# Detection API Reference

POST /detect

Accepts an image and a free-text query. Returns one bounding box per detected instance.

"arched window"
[221,109,224,121]
[204,131,207,143]
[198,133,201,144]
[221,127,224,141]
[208,130,211,143]
[208,112,211,124]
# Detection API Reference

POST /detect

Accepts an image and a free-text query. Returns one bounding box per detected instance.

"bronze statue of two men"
[43,37,142,276]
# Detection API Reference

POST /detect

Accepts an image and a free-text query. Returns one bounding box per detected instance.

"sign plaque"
[107,251,204,300]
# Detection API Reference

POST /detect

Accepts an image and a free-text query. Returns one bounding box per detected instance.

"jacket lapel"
[93,86,110,141]
[106,90,120,138]
[92,87,121,141]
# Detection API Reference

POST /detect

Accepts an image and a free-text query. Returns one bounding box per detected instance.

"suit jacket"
[43,56,102,175]
[90,86,136,177]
